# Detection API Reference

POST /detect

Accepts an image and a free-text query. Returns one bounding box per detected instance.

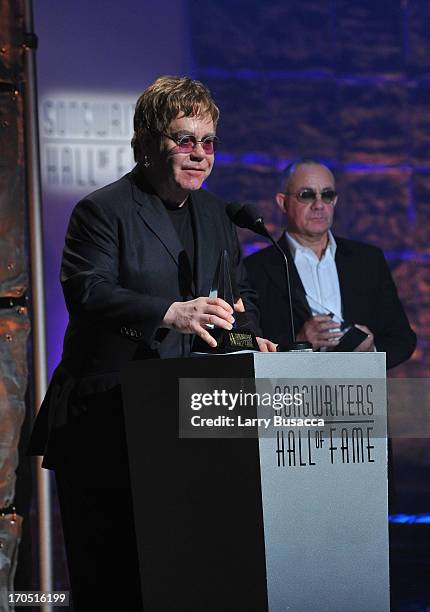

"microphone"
[227,202,311,351]
[226,202,268,238]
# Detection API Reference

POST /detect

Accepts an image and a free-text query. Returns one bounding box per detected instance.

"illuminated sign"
[39,93,137,193]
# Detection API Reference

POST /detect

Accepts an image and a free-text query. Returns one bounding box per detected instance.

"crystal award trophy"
[192,250,259,353]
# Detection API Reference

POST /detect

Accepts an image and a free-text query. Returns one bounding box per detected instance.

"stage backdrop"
[35,0,428,520]
[34,0,191,377]
[189,0,429,510]
[33,0,191,590]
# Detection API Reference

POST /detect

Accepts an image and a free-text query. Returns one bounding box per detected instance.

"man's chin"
[302,226,331,241]
[308,222,331,233]
[179,177,206,192]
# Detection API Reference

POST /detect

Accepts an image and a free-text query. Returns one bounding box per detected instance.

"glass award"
[192,250,259,353]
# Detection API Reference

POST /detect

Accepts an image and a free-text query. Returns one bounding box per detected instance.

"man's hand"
[162,297,235,348]
[234,298,245,313]
[256,337,278,352]
[233,298,277,351]
[353,324,375,352]
[296,315,344,350]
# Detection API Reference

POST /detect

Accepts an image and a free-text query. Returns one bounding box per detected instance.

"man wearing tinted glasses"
[245,159,416,369]
[29,76,275,611]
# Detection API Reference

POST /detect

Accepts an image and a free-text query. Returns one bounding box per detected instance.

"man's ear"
[276,192,287,213]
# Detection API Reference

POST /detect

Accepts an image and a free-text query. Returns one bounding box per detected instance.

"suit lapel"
[130,168,195,296]
[131,181,183,267]
[334,236,355,323]
[276,234,312,322]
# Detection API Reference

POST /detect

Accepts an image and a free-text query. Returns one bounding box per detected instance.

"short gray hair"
[279,158,328,193]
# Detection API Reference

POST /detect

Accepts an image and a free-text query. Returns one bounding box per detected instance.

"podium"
[122,352,389,612]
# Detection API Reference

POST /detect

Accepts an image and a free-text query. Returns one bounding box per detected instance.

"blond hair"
[132,75,219,161]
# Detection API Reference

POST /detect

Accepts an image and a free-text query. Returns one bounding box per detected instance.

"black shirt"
[164,198,195,294]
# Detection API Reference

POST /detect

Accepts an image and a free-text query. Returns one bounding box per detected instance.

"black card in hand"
[332,325,368,352]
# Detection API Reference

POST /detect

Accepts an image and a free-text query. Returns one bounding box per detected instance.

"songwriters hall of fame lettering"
[272,382,379,468]
[272,383,375,419]
[275,427,375,468]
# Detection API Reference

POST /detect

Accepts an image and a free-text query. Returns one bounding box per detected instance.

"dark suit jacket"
[29,168,259,465]
[244,233,416,370]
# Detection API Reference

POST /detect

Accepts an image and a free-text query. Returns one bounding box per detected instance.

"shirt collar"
[285,230,337,260]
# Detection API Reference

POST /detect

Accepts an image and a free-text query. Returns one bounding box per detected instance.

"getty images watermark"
[189,388,324,430]
[178,378,390,439]
[178,379,344,438]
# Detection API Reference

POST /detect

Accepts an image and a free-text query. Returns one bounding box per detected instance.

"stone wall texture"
[190,0,430,507]
[0,0,28,601]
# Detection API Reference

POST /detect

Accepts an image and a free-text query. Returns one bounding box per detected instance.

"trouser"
[54,386,143,612]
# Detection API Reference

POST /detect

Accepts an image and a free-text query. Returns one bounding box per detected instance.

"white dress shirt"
[286,231,343,324]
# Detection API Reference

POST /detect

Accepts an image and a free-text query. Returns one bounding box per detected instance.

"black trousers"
[53,387,143,612]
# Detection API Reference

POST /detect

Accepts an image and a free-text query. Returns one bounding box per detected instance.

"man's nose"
[311,194,325,208]
[190,142,206,159]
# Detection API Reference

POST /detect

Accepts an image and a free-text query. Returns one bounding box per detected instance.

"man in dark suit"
[29,76,275,610]
[245,160,416,369]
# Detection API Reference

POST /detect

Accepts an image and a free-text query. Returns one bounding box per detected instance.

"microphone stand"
[249,216,311,352]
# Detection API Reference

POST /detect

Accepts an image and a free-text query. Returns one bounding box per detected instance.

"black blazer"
[29,168,259,462]
[244,233,416,370]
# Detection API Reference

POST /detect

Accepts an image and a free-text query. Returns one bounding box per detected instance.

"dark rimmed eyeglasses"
[154,130,219,154]
[285,187,337,205]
